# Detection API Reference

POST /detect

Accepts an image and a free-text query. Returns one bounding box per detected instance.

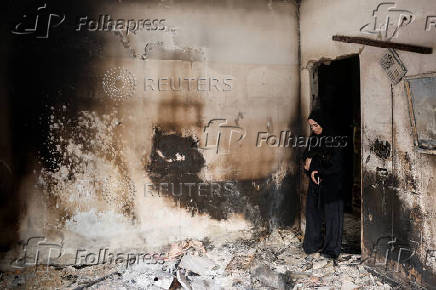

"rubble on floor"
[0,229,405,289]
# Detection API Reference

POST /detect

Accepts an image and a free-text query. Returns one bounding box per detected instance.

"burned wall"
[300,0,436,287]
[1,0,301,267]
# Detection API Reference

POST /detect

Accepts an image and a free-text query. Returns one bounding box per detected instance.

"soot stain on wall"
[398,152,417,193]
[362,169,435,286]
[0,161,17,257]
[369,139,391,160]
[147,128,299,228]
[2,0,104,253]
[147,128,212,216]
[236,174,299,228]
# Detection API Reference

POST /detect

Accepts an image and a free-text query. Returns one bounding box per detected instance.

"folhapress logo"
[11,3,65,39]
[11,4,167,38]
[200,119,246,155]
[360,2,414,39]
[11,236,63,270]
[359,3,436,38]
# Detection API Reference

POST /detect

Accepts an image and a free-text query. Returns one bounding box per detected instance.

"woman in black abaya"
[302,110,345,259]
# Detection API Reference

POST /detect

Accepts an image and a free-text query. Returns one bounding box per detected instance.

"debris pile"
[0,229,398,289]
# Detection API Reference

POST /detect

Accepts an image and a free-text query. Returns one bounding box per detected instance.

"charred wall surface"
[147,127,300,226]
[1,0,105,258]
[0,0,301,267]
[300,0,436,287]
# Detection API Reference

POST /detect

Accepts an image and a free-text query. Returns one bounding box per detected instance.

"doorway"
[312,55,361,254]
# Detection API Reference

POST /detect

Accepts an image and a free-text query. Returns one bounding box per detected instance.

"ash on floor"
[0,229,412,289]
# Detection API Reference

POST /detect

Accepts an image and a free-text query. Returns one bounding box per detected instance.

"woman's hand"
[311,170,321,185]
[304,158,312,171]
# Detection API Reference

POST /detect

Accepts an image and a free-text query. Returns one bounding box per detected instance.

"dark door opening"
[313,55,361,254]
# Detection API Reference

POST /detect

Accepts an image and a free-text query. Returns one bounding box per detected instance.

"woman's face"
[308,119,323,135]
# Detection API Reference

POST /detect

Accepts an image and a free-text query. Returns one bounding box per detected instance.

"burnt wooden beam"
[332,35,433,54]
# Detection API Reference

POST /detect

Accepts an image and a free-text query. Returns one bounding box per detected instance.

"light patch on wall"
[65,209,137,239]
[37,108,135,222]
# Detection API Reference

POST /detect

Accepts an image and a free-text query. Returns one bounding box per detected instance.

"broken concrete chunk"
[250,264,287,290]
[189,276,220,290]
[122,267,174,289]
[179,254,216,276]
[153,271,174,289]
[341,280,358,290]
[177,270,192,290]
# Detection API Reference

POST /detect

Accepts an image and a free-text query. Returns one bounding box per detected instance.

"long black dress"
[303,134,345,258]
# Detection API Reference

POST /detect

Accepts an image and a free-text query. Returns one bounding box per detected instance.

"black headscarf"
[308,110,326,130]
[303,110,335,161]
